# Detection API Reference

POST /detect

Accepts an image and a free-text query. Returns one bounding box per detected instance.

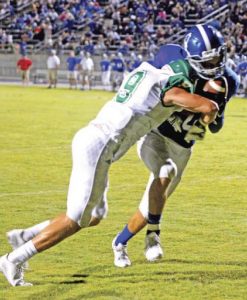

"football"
[203,79,226,94]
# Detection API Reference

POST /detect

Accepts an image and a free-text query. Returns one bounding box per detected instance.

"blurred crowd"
[1,0,246,95]
[0,0,246,58]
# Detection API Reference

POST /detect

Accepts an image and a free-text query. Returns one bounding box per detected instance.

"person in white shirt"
[47,49,60,88]
[83,52,94,90]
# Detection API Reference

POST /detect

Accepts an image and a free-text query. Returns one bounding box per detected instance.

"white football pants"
[137,130,192,219]
[66,124,112,227]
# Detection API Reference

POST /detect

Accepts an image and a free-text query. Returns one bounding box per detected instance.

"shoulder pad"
[168,59,194,78]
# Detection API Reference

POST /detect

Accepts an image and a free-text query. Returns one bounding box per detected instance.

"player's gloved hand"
[184,118,206,142]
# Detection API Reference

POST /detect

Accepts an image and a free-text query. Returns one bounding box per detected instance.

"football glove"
[184,118,206,142]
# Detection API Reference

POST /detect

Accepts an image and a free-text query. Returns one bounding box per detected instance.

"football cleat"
[7,229,29,270]
[145,232,164,261]
[0,254,32,286]
[112,236,131,268]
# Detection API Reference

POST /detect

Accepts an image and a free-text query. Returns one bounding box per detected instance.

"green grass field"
[0,85,246,300]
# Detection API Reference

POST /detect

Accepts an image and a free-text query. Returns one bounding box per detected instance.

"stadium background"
[0,0,246,91]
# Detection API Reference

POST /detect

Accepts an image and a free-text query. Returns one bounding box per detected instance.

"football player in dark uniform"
[112,24,239,267]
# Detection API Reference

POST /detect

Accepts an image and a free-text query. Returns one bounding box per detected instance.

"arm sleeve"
[160,59,195,102]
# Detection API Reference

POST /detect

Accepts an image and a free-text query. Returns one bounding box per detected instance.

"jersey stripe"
[208,80,226,92]
[221,76,229,98]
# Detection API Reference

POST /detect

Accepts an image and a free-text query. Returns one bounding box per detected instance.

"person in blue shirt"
[100,53,111,90]
[66,50,80,89]
[111,24,239,267]
[110,52,125,91]
[236,60,247,97]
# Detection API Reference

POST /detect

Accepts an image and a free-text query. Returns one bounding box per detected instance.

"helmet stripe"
[196,24,211,51]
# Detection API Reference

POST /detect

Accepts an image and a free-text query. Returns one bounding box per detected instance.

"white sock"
[22,220,50,241]
[8,240,38,264]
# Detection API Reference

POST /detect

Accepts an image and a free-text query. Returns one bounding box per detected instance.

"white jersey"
[47,55,60,69]
[67,61,187,227]
[90,62,182,161]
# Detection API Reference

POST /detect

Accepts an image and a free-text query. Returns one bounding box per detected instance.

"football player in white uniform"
[0,52,218,286]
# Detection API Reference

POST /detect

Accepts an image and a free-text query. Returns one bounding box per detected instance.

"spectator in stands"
[83,37,95,55]
[43,19,53,49]
[47,49,60,89]
[1,0,246,64]
[18,35,28,56]
[100,53,111,90]
[16,54,32,86]
[118,40,130,56]
[67,50,79,89]
[0,29,13,52]
[94,34,107,55]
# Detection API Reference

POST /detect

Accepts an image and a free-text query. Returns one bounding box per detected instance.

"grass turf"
[0,85,246,299]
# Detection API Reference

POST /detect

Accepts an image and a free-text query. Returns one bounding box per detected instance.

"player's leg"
[111,69,164,266]
[7,220,51,260]
[7,186,108,249]
[112,132,191,266]
[112,132,176,265]
[90,179,109,226]
[0,126,111,286]
[143,135,193,261]
[7,177,109,248]
[145,138,192,261]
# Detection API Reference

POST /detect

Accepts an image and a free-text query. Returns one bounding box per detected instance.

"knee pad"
[159,159,177,180]
[91,199,108,220]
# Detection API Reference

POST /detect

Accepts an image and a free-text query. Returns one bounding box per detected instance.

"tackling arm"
[162,87,219,125]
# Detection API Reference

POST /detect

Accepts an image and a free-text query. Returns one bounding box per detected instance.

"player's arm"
[162,87,219,125]
[208,104,225,133]
[209,72,240,133]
